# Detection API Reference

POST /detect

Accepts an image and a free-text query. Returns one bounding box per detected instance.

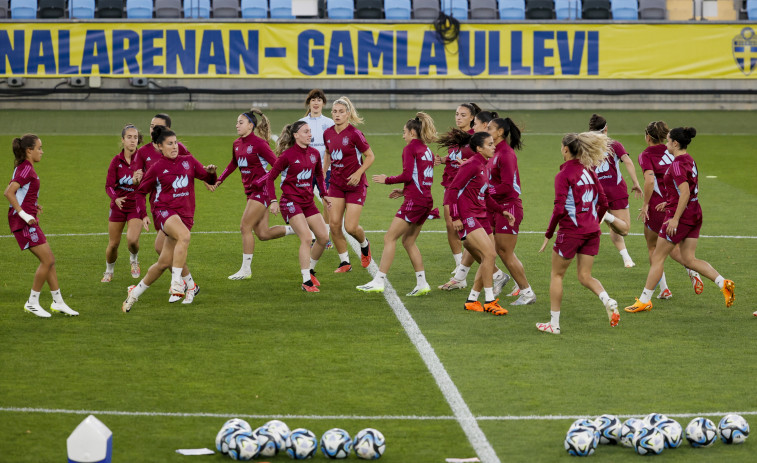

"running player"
[209,108,294,280]
[625,127,735,314]
[589,114,642,268]
[258,121,330,292]
[537,132,624,334]
[5,134,78,317]
[356,112,437,296]
[122,126,217,312]
[102,124,148,283]
[637,121,704,299]
[323,96,375,272]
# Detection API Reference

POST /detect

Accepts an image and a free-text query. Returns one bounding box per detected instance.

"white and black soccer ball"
[253,425,285,457]
[320,428,353,459]
[215,419,252,454]
[632,426,665,455]
[226,429,255,461]
[564,426,597,457]
[230,433,261,461]
[620,418,644,448]
[685,417,718,448]
[643,413,669,428]
[718,414,750,445]
[569,419,600,448]
[656,418,683,448]
[286,428,318,459]
[353,428,386,460]
[266,419,291,442]
[593,414,622,445]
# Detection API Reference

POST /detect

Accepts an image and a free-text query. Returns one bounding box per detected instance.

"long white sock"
[467,289,480,301]
[182,273,194,288]
[242,253,253,271]
[106,262,115,273]
[453,252,462,266]
[639,288,654,304]
[28,290,41,304]
[620,249,632,261]
[493,268,504,280]
[454,265,471,281]
[310,258,319,271]
[658,272,668,291]
[550,310,561,329]
[373,271,386,285]
[171,267,183,284]
[285,225,295,236]
[133,281,149,298]
[338,252,349,263]
[598,291,610,305]
[521,286,533,296]
[715,275,725,289]
[415,271,427,287]
[484,287,494,301]
[301,269,311,283]
[129,252,138,264]
[360,238,369,248]
[50,289,64,304]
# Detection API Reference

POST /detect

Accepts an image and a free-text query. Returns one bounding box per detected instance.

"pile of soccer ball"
[564,413,750,457]
[215,418,386,460]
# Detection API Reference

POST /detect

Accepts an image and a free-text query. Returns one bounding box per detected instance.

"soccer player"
[448,132,514,316]
[637,121,704,299]
[258,121,331,292]
[323,96,375,272]
[4,134,77,317]
[356,112,437,296]
[486,117,537,306]
[102,124,149,283]
[625,127,735,314]
[537,132,624,335]
[300,89,335,233]
[122,126,217,312]
[589,114,642,268]
[209,108,294,280]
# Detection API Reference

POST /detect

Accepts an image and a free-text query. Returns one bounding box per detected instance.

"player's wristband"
[18,210,34,224]
[270,199,277,203]
[602,212,616,224]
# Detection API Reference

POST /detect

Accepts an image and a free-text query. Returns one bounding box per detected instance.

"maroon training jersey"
[261,144,326,206]
[488,140,521,204]
[217,132,277,196]
[594,140,629,202]
[638,144,674,210]
[384,138,435,207]
[7,160,39,232]
[448,152,504,221]
[133,141,190,174]
[441,145,475,188]
[545,159,609,239]
[323,124,370,191]
[105,151,139,211]
[662,153,701,225]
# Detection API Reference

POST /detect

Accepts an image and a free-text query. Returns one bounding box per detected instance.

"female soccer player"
[102,124,148,283]
[589,114,642,268]
[537,132,625,335]
[4,134,77,317]
[210,108,294,280]
[356,112,437,296]
[448,132,514,316]
[259,121,331,292]
[625,127,735,314]
[122,126,217,312]
[323,96,375,272]
[637,121,704,299]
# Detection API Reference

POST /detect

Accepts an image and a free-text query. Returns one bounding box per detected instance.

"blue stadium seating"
[270,0,293,17]
[442,0,468,18]
[70,0,96,17]
[555,0,579,17]
[10,0,37,18]
[184,0,210,17]
[328,0,354,18]
[610,0,637,18]
[498,0,525,19]
[384,0,410,18]
[241,0,266,17]
[749,0,757,18]
[126,0,152,17]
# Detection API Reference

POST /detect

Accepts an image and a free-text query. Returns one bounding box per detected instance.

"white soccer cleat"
[101,272,113,283]
[182,283,199,305]
[438,278,467,290]
[492,272,511,296]
[50,301,79,316]
[536,322,560,334]
[604,298,620,327]
[122,285,138,313]
[24,301,51,318]
[656,288,673,299]
[356,281,385,293]
[130,261,141,279]
[228,270,252,280]
[624,259,636,268]
[406,285,431,297]
[168,280,185,303]
[506,285,520,297]
[510,291,536,306]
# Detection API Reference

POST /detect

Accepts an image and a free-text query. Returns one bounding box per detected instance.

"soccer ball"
[353,428,386,460]
[253,425,285,457]
[632,426,665,455]
[226,429,255,460]
[265,419,291,442]
[593,414,622,445]
[656,419,683,448]
[230,433,261,461]
[569,419,600,448]
[320,428,353,459]
[286,428,318,459]
[215,419,252,454]
[643,413,669,428]
[564,426,597,457]
[620,418,644,448]
[718,414,750,445]
[685,417,718,448]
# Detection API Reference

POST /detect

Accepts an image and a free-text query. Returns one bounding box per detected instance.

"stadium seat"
[385,0,410,18]
[498,0,526,18]
[184,0,210,17]
[525,0,553,18]
[213,0,239,17]
[318,0,325,16]
[96,0,124,17]
[470,0,497,17]
[125,0,152,17]
[70,0,96,17]
[748,0,757,17]
[413,0,440,18]
[327,0,354,18]
[270,0,293,17]
[555,0,580,17]
[38,0,65,17]
[638,0,664,17]
[241,0,266,17]
[0,0,8,17]
[442,0,468,18]
[582,0,610,17]
[10,0,36,17]
[610,0,637,17]
[154,0,179,16]
[356,0,382,17]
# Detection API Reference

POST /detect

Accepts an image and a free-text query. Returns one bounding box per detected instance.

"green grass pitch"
[0,109,755,462]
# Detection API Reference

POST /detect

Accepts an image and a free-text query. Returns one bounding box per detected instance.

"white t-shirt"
[299,114,335,162]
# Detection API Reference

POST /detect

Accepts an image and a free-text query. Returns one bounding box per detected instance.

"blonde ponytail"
[562,132,609,168]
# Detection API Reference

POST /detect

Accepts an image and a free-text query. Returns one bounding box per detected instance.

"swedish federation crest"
[733,27,757,76]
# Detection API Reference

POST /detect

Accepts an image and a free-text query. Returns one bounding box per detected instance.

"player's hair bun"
[683,127,697,139]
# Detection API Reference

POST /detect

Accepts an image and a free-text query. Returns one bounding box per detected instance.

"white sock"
[50,289,64,304]
[620,249,632,261]
[598,291,610,305]
[454,265,471,281]
[182,273,194,288]
[285,225,295,236]
[373,271,386,286]
[242,253,253,271]
[133,280,149,298]
[360,239,369,248]
[453,252,462,266]
[493,269,504,280]
[310,230,316,240]
[129,252,138,263]
[310,258,319,271]
[550,310,561,329]
[338,252,349,263]
[467,289,480,301]
[171,267,182,283]
[106,261,115,273]
[28,290,41,305]
[521,286,533,296]
[415,271,427,287]
[640,288,654,304]
[301,269,311,283]
[658,272,668,291]
[715,275,725,289]
[484,287,494,301]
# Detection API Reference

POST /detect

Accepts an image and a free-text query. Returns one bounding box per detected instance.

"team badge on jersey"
[247,145,253,154]
[733,27,757,76]
[182,161,190,170]
[342,136,349,146]
[310,154,317,164]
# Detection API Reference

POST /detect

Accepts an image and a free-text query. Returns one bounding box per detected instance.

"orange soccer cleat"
[624,298,652,313]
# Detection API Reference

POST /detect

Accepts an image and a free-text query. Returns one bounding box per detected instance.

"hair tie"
[243,113,254,124]
[414,117,420,122]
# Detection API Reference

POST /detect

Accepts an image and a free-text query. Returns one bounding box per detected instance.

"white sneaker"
[536,322,560,334]
[228,270,252,280]
[511,291,536,306]
[406,285,431,297]
[493,272,511,296]
[122,285,138,313]
[50,302,79,316]
[182,283,199,304]
[438,278,467,290]
[130,261,141,279]
[24,301,51,318]
[101,272,113,283]
[356,281,384,293]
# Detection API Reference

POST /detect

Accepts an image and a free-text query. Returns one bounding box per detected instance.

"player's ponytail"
[645,121,669,145]
[243,108,271,141]
[669,126,696,150]
[151,125,175,146]
[490,117,523,151]
[12,134,39,166]
[438,128,472,150]
[562,132,608,168]
[406,112,437,145]
[276,120,308,155]
[589,113,607,132]
[332,96,364,125]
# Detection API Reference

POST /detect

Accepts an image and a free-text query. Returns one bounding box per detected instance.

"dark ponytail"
[490,117,523,151]
[589,113,607,132]
[12,134,39,166]
[475,111,499,126]
[669,127,697,150]
[151,125,175,146]
[438,128,472,150]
